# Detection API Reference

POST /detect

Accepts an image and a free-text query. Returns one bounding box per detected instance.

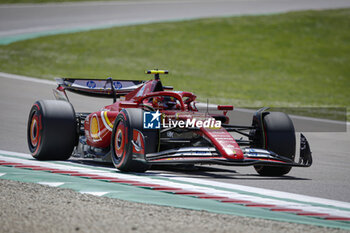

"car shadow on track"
[148,165,310,181]
[67,159,310,181]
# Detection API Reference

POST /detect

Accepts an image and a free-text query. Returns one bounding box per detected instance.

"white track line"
[0,150,33,159]
[0,72,56,85]
[13,148,350,210]
[1,150,350,217]
[80,191,109,196]
[38,182,65,187]
[168,176,350,209]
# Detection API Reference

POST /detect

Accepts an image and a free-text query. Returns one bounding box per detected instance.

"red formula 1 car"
[27,70,312,176]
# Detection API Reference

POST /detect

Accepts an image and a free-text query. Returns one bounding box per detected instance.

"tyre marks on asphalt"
[1,150,350,230]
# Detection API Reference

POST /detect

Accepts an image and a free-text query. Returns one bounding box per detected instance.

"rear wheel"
[254,112,296,176]
[27,100,78,160]
[111,108,159,172]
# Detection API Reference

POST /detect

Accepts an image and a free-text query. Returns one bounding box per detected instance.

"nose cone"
[201,127,244,160]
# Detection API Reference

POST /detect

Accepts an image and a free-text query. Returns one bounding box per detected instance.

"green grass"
[0,9,349,119]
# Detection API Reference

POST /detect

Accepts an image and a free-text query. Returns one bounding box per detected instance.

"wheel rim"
[114,121,126,160]
[30,115,39,147]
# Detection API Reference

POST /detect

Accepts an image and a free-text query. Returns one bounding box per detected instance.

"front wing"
[145,134,312,167]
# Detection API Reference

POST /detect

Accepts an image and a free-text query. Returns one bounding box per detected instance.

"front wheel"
[254,112,296,176]
[110,108,158,172]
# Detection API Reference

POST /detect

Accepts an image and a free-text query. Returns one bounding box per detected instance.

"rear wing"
[55,78,144,99]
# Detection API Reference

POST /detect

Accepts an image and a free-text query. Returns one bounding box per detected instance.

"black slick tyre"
[111,108,158,173]
[27,100,78,160]
[254,112,296,176]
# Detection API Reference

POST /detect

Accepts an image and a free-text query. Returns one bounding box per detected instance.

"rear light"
[217,105,234,111]
[217,105,233,116]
